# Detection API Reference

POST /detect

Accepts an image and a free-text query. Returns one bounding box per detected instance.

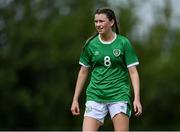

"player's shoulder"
[116,34,130,42]
[84,34,98,48]
[116,34,131,47]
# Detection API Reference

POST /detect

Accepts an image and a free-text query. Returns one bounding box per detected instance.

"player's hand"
[133,99,142,116]
[71,100,80,116]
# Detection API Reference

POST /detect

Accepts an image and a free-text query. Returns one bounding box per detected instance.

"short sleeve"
[124,38,139,68]
[79,46,91,67]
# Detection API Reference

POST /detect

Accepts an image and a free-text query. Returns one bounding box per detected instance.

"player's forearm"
[73,67,89,101]
[132,76,140,101]
[128,66,141,101]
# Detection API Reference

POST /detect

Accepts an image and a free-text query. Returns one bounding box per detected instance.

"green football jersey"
[79,34,139,103]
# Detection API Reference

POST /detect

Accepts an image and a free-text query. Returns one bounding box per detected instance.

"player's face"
[94,14,114,35]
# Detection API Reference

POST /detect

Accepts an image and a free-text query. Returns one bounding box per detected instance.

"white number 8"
[104,56,111,66]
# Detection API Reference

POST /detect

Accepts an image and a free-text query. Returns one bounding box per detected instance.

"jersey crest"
[113,49,121,57]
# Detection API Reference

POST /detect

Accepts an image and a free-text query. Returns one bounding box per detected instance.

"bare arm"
[71,66,89,115]
[128,66,142,116]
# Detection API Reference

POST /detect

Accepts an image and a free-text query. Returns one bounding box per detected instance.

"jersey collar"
[98,33,117,44]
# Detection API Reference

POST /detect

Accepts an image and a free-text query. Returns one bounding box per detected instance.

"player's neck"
[100,31,115,42]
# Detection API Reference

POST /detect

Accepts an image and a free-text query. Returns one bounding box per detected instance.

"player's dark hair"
[95,7,119,34]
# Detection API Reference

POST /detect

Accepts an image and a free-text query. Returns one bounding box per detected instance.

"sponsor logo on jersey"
[94,51,99,55]
[113,49,121,57]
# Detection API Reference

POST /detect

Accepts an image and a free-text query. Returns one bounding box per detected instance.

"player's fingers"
[76,107,80,113]
[133,104,137,113]
[71,107,80,116]
[135,106,142,116]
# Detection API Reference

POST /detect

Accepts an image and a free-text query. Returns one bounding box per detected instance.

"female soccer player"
[71,7,142,131]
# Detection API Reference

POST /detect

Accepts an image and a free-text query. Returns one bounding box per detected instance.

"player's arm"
[71,66,89,116]
[128,66,142,116]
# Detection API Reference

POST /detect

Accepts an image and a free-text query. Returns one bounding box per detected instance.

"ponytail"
[114,17,119,34]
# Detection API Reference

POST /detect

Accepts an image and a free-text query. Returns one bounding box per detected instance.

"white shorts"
[84,101,131,124]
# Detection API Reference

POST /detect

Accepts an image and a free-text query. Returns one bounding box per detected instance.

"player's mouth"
[96,27,103,32]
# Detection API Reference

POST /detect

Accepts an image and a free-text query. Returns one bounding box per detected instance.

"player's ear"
[110,19,115,27]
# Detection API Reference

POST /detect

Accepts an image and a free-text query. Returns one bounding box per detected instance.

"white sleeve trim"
[79,62,90,67]
[127,62,139,68]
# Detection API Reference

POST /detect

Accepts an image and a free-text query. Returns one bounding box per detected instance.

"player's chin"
[98,31,105,35]
[96,29,103,34]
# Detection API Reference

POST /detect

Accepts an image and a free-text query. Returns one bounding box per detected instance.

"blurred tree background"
[0,0,180,130]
